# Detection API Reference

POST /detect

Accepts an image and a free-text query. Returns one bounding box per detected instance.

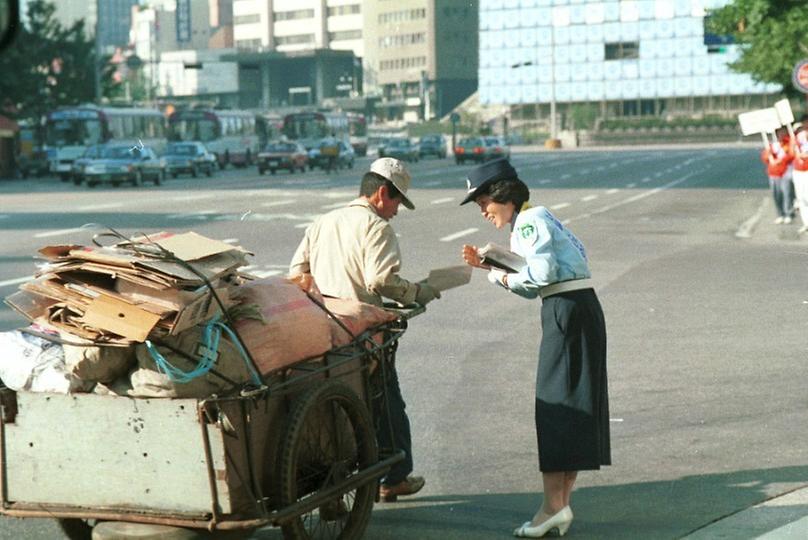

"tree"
[0,0,119,121]
[707,0,808,97]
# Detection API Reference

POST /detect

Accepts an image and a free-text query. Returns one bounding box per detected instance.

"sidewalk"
[682,485,808,539]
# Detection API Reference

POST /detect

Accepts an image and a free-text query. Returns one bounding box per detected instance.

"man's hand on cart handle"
[415,281,441,305]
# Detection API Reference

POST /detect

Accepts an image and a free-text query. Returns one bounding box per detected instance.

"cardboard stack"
[5,232,248,345]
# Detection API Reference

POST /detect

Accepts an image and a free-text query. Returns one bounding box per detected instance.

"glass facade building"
[478,0,780,110]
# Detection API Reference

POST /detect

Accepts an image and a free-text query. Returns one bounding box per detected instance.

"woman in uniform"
[459,158,611,538]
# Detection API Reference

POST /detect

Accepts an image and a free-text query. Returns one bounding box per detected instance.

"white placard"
[738,108,781,136]
[774,99,795,124]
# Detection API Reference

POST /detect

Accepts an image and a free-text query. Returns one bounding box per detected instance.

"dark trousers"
[373,355,413,486]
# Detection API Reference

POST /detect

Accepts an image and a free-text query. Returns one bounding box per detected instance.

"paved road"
[1,146,807,539]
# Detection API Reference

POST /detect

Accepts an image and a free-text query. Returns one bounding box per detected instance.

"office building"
[478,0,780,125]
[363,0,479,121]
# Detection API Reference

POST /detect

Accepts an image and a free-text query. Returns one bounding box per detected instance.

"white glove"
[487,269,508,289]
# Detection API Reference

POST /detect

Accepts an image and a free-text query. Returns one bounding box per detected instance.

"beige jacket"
[289,198,419,306]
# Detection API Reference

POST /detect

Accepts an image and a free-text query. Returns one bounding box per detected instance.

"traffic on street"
[2,145,807,539]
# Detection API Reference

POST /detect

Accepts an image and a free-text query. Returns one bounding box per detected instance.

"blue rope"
[144,318,262,386]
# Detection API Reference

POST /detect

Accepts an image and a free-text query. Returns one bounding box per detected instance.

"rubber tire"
[270,168,276,175]
[57,518,93,540]
[191,164,198,178]
[73,175,82,186]
[171,172,178,178]
[133,170,143,187]
[206,165,213,177]
[277,381,377,540]
[155,170,164,186]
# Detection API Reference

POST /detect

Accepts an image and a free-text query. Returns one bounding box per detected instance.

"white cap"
[369,157,414,210]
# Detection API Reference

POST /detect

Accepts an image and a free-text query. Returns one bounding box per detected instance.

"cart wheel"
[278,381,377,540]
[57,518,95,540]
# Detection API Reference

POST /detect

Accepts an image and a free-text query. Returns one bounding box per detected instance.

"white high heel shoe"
[513,506,573,538]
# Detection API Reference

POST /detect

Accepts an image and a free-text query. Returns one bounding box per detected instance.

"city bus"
[44,106,166,181]
[346,112,368,156]
[167,109,265,168]
[282,111,350,152]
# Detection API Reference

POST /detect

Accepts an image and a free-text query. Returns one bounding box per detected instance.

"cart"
[0,304,424,540]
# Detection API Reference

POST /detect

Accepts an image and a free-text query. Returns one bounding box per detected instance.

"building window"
[276,34,315,45]
[378,32,426,49]
[605,41,639,60]
[328,4,360,16]
[379,56,426,71]
[329,30,362,41]
[379,8,426,24]
[236,38,262,50]
[234,14,260,25]
[275,9,315,21]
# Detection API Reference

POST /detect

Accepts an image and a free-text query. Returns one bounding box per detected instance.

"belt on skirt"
[539,278,593,299]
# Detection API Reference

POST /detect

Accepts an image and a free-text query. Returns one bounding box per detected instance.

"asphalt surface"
[1,145,807,539]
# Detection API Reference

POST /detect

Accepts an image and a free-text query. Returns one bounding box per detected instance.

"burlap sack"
[323,297,398,347]
[232,277,332,375]
[61,334,135,384]
[130,326,255,398]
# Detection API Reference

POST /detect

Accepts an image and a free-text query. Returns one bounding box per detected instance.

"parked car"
[70,144,104,185]
[484,136,511,160]
[82,144,165,188]
[309,139,355,170]
[376,137,392,158]
[256,141,308,175]
[163,142,216,178]
[384,138,419,162]
[453,136,488,164]
[418,134,447,159]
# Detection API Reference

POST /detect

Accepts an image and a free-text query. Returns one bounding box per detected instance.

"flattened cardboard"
[147,231,238,261]
[4,290,58,321]
[81,295,161,342]
[426,265,473,292]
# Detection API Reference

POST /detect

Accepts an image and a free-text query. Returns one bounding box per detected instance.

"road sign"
[793,59,808,94]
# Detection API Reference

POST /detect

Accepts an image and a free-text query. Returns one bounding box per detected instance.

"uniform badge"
[519,223,538,244]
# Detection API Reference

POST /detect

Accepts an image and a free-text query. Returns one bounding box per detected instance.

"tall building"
[50,0,138,51]
[232,0,363,56]
[363,1,479,122]
[478,0,779,126]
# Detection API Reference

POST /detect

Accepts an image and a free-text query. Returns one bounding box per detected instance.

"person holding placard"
[791,122,808,234]
[761,128,795,224]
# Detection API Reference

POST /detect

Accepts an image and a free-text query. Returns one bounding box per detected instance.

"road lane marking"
[167,210,217,219]
[606,189,620,194]
[78,203,124,211]
[440,228,478,242]
[565,171,700,224]
[171,194,216,202]
[735,197,768,239]
[431,197,455,205]
[222,238,240,244]
[641,177,651,183]
[539,180,552,184]
[34,227,89,238]
[581,195,598,202]
[261,200,296,207]
[251,269,284,278]
[626,183,636,188]
[561,174,571,179]
[551,202,570,210]
[0,275,32,288]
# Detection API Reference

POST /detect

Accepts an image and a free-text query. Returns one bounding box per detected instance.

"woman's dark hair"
[360,172,402,199]
[486,178,530,209]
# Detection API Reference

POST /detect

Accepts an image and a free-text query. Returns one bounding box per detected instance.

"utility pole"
[93,0,101,104]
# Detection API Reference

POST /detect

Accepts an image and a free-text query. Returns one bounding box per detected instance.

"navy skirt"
[535,288,611,472]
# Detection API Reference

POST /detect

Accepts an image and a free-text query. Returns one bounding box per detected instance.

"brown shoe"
[379,475,425,502]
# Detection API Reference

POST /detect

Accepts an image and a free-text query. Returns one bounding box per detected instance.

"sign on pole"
[738,108,782,147]
[774,99,796,137]
[738,108,781,136]
[793,59,808,94]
